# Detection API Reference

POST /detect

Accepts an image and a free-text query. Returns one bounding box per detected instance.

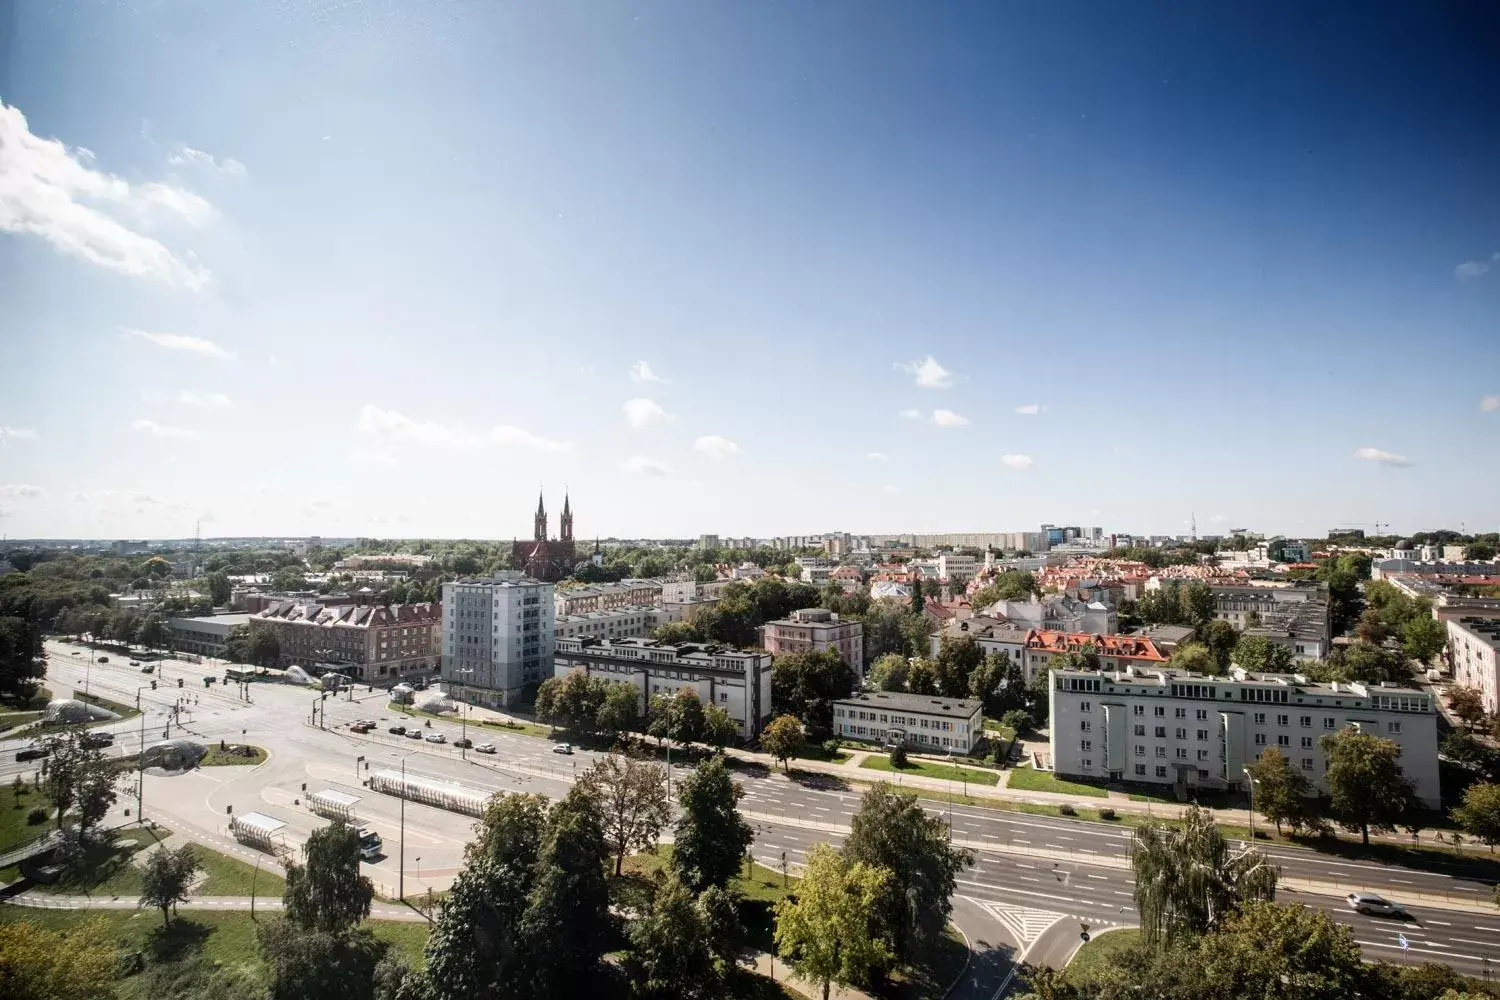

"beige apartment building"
[249,600,441,681]
[760,607,864,675]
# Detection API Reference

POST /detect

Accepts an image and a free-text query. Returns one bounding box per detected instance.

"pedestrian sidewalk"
[744,951,874,1000]
[2,890,428,921]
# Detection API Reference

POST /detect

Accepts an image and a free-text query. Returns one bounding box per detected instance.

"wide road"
[15,642,1500,984]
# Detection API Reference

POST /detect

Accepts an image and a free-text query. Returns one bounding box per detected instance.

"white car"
[475,743,497,754]
[551,743,574,755]
[1346,892,1406,918]
[425,733,447,744]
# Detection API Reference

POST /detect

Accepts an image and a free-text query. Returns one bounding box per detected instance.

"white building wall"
[1448,620,1500,714]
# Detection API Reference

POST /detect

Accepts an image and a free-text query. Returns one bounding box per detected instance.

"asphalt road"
[14,642,1500,987]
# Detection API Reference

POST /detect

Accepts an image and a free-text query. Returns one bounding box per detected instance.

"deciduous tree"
[597,681,641,737]
[906,657,939,696]
[1245,747,1323,836]
[934,635,983,698]
[868,652,908,693]
[284,819,374,933]
[138,843,201,927]
[1167,642,1217,676]
[627,872,722,1000]
[771,649,855,738]
[468,792,548,868]
[580,752,669,875]
[0,615,46,700]
[1320,727,1418,845]
[773,844,892,1000]
[671,755,753,893]
[760,714,804,772]
[1403,614,1446,664]
[1452,781,1500,851]
[1449,687,1487,731]
[0,920,119,1000]
[420,856,533,1000]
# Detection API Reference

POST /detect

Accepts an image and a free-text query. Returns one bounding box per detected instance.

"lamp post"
[457,668,474,760]
[1242,767,1256,841]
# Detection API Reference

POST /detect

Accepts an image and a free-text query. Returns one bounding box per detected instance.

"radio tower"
[1191,512,1197,541]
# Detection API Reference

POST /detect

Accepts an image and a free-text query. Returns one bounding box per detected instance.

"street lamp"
[1242,767,1256,841]
[457,668,474,760]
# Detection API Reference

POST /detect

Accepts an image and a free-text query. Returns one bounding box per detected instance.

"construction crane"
[1336,521,1391,536]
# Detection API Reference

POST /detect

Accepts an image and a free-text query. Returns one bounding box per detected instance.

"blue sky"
[2,1,1497,541]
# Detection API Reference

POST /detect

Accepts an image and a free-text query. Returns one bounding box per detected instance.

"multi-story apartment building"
[1447,617,1500,714]
[1048,665,1440,808]
[554,605,659,643]
[552,637,772,739]
[931,617,1032,667]
[657,577,733,604]
[441,573,555,708]
[554,580,664,617]
[169,613,252,657]
[832,691,982,753]
[986,595,1117,635]
[1021,630,1169,682]
[249,601,441,681]
[760,608,864,675]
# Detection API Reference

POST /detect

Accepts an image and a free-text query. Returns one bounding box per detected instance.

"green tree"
[257,919,387,1000]
[420,856,533,1000]
[651,620,698,644]
[627,872,723,1000]
[671,755,753,893]
[1130,805,1277,948]
[205,570,232,607]
[1167,642,1218,676]
[934,635,983,698]
[771,649,856,738]
[1337,640,1405,684]
[597,681,641,737]
[284,819,375,933]
[40,731,117,837]
[1465,539,1497,561]
[1232,635,1294,673]
[521,785,612,995]
[843,783,974,963]
[859,603,913,664]
[970,571,1038,608]
[761,713,804,772]
[906,657,938,696]
[138,843,201,927]
[1000,708,1032,734]
[0,920,119,1000]
[1452,782,1500,851]
[271,566,309,592]
[868,652,909,693]
[1198,619,1239,671]
[1245,748,1323,836]
[539,669,608,739]
[773,843,892,1000]
[1448,687,1487,731]
[910,577,925,616]
[0,615,46,700]
[702,704,738,749]
[248,629,281,668]
[1178,582,1216,628]
[1320,726,1418,845]
[1403,614,1445,664]
[580,752,669,876]
[667,687,706,745]
[467,792,548,869]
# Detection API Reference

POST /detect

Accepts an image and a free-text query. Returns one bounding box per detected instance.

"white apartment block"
[832,691,983,753]
[553,637,772,739]
[1447,617,1500,714]
[441,573,555,708]
[1048,665,1440,809]
[554,580,663,617]
[554,605,659,643]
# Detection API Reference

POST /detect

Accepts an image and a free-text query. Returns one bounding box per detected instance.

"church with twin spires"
[512,490,578,583]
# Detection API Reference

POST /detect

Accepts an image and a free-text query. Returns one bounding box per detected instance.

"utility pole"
[137,706,147,823]
[399,756,407,901]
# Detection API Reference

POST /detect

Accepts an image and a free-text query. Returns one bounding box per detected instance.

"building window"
[1277,714,1289,726]
[1155,746,1166,758]
[1277,735,1290,747]
[1388,721,1402,734]
[1080,720,1092,732]
[1154,706,1166,717]
[1154,766,1168,778]
[1080,701,1092,712]
[1080,740,1092,752]
[1175,727,1186,739]
[1135,745,1146,757]
[1254,733,1267,746]
[1195,709,1208,720]
[1080,759,1093,770]
[1133,705,1145,717]
[1301,736,1313,748]
[1196,729,1208,741]
[1301,758,1314,771]
[1174,707,1187,719]
[1299,716,1311,728]
[1154,726,1166,738]
[1175,748,1188,759]
[1134,724,1146,736]
[1135,764,1147,776]
[1254,713,1266,725]
[1323,717,1336,730]
[1197,749,1209,761]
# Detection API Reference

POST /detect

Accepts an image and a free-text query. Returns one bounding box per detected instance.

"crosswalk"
[976,901,1067,946]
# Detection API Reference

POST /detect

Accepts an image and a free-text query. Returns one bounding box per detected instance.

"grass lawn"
[1005,765,1108,798]
[1063,928,1140,984]
[0,906,431,999]
[982,719,1018,741]
[22,825,288,898]
[792,743,852,764]
[0,710,45,734]
[859,755,1001,787]
[1,781,56,853]
[200,745,268,766]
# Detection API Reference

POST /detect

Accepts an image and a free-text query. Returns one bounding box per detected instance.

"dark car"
[82,732,114,748]
[388,725,407,735]
[97,656,109,663]
[16,745,50,762]
[454,738,473,749]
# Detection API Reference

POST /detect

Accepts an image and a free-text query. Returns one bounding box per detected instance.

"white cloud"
[356,405,571,453]
[1455,251,1499,279]
[124,328,237,361]
[179,389,232,408]
[0,100,213,289]
[882,485,900,494]
[1001,454,1034,469]
[350,448,399,466]
[131,419,203,440]
[168,146,247,178]
[629,361,666,384]
[898,409,922,420]
[932,409,970,428]
[0,502,15,519]
[898,355,955,388]
[693,435,741,459]
[0,425,38,441]
[1482,395,1500,413]
[623,398,669,429]
[70,491,87,502]
[1354,447,1411,468]
[866,452,889,462]
[1015,403,1041,416]
[0,484,45,498]
[623,455,671,477]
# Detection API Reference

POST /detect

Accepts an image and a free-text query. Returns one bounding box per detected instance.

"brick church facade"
[512,490,577,582]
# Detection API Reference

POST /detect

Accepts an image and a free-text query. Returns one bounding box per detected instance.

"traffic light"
[177,678,184,688]
[151,680,157,690]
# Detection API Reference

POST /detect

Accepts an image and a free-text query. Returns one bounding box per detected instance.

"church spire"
[534,488,547,541]
[561,488,574,542]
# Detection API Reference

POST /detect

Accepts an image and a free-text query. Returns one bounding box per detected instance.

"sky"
[1,0,1498,542]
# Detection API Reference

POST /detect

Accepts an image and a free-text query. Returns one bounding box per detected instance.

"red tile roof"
[1024,629,1168,663]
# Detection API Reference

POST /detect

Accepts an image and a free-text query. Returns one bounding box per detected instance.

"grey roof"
[835,690,982,719]
[1452,617,1500,649]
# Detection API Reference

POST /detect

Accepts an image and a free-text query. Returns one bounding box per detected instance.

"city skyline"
[3,2,1499,539]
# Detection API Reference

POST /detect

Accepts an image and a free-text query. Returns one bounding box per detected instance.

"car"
[140,664,155,674]
[128,660,140,666]
[16,745,50,762]
[73,651,81,656]
[389,725,407,735]
[475,743,496,754]
[1346,893,1407,918]
[349,721,374,733]
[404,729,424,740]
[425,733,447,744]
[552,743,574,755]
[82,732,114,748]
[204,676,218,685]
[97,656,109,663]
[453,738,473,749]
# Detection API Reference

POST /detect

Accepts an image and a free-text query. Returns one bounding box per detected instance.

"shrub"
[890,744,909,768]
[821,740,841,757]
[1000,709,1033,734]
[1098,807,1117,821]
[1059,803,1077,816]
[26,806,47,825]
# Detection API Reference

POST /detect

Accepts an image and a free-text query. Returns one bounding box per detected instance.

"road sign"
[1398,933,1409,953]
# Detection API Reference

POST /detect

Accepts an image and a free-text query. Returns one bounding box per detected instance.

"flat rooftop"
[834,690,981,719]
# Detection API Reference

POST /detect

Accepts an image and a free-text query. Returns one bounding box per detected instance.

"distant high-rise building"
[441,572,555,708]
